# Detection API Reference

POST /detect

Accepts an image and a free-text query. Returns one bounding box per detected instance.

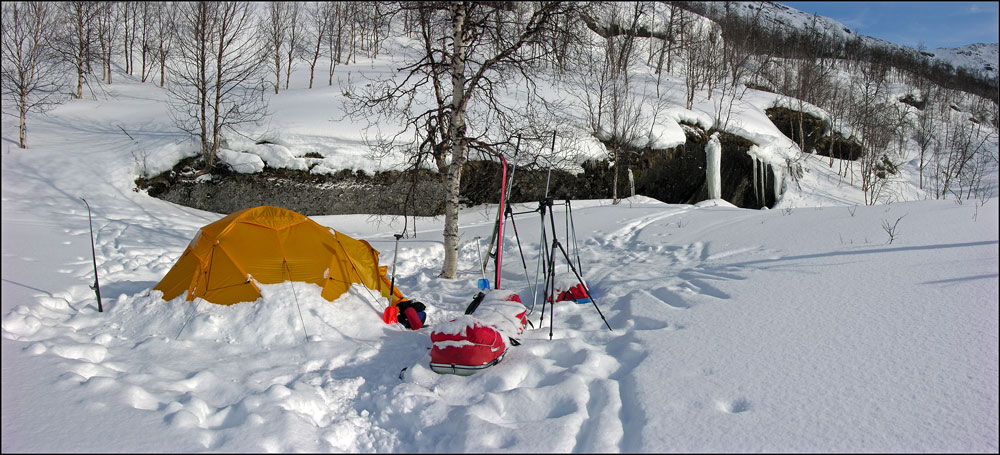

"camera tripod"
[515,197,613,340]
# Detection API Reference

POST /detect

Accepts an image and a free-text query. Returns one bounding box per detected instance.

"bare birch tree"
[168,1,268,173]
[347,1,575,279]
[852,60,896,205]
[932,103,998,201]
[120,1,137,76]
[94,1,122,84]
[304,1,331,89]
[711,1,769,130]
[2,1,64,148]
[326,2,346,86]
[263,1,289,94]
[54,2,99,99]
[283,1,301,91]
[593,1,647,204]
[151,1,175,88]
[137,1,153,82]
[683,19,716,110]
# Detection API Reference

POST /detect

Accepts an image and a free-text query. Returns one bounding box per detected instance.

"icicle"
[706,133,722,200]
[760,161,768,207]
[627,168,635,198]
[772,163,784,201]
[752,155,759,206]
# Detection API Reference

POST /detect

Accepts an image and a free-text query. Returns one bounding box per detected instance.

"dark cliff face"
[588,124,776,209]
[138,121,795,216]
[137,159,448,217]
[452,124,779,209]
[765,107,827,155]
[678,125,777,209]
[765,106,863,161]
[136,133,780,216]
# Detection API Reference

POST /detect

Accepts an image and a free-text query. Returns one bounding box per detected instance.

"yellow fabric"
[378,266,406,303]
[155,250,200,301]
[154,206,406,306]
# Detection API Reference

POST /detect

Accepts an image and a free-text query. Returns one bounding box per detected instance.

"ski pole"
[475,236,486,280]
[475,236,489,290]
[80,198,103,312]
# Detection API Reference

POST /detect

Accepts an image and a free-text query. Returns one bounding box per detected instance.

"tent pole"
[389,233,404,306]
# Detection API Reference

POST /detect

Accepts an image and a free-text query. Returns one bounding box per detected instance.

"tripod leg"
[567,200,584,275]
[507,207,535,307]
[533,207,550,317]
[553,240,613,332]
[539,232,558,331]
[538,239,551,327]
[547,239,559,340]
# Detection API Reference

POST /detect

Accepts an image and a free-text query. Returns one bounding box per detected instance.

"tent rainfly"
[154,205,405,306]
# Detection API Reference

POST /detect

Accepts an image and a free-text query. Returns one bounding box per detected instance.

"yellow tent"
[154,205,405,306]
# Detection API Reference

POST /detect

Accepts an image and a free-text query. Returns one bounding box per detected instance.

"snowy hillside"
[3,2,999,453]
[699,1,999,81]
[927,43,999,81]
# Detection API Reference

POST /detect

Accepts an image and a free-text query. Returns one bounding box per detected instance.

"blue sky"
[779,2,999,49]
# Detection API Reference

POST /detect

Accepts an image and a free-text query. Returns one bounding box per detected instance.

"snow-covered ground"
[3,18,999,453]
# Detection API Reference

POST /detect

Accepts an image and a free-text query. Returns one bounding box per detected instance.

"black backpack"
[396,300,427,329]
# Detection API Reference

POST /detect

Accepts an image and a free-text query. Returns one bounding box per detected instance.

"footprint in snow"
[716,397,751,414]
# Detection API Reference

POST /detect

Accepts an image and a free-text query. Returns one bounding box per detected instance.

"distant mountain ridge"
[691,1,998,81]
[925,43,998,81]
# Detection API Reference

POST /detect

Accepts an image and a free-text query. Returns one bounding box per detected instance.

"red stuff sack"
[429,316,507,375]
[473,290,527,336]
[549,273,591,303]
[429,289,527,375]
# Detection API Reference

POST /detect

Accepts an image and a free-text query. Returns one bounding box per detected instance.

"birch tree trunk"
[440,2,468,279]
